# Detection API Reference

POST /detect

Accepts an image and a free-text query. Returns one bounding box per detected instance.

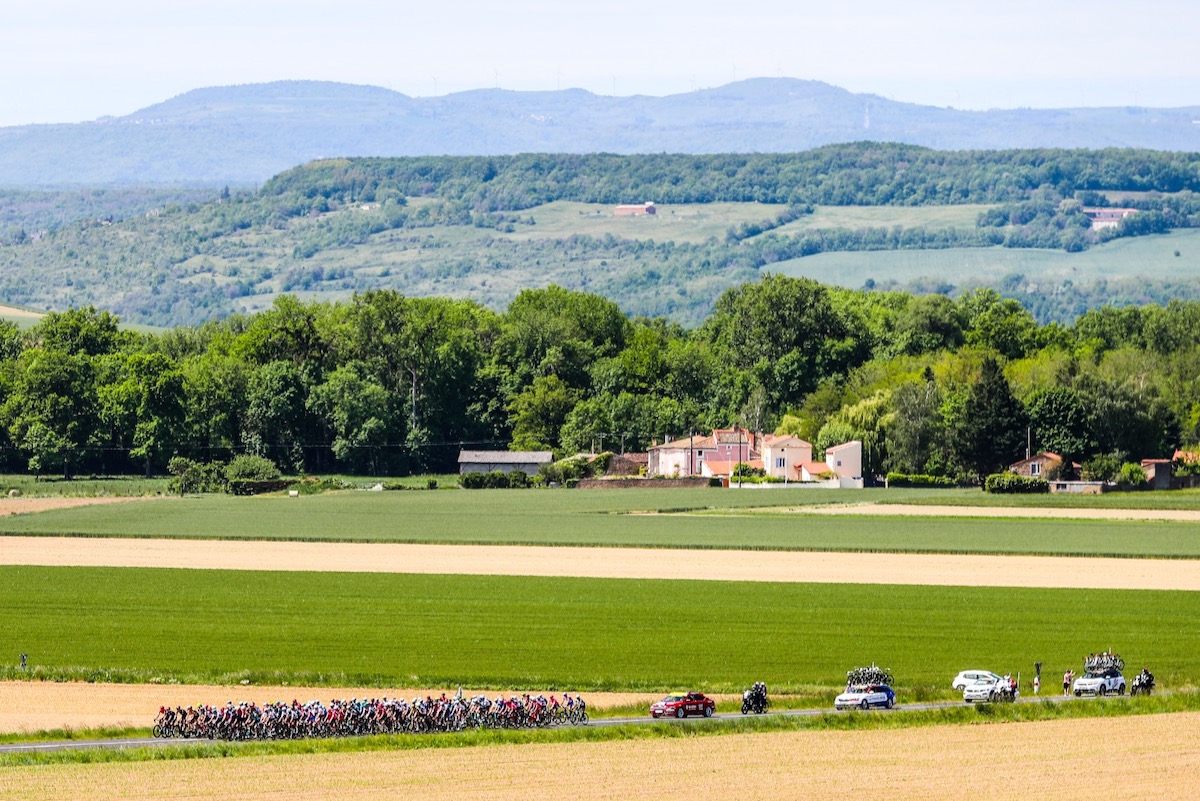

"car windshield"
[1083,671,1104,679]
[663,695,685,702]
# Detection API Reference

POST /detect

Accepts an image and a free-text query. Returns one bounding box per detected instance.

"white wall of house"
[823,441,862,480]
[653,447,689,476]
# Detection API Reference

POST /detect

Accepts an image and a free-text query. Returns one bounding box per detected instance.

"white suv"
[1073,668,1126,696]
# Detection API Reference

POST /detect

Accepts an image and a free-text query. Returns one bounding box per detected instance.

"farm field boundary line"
[4,536,1200,590]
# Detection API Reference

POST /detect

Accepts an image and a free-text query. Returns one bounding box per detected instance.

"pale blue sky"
[1,0,1196,126]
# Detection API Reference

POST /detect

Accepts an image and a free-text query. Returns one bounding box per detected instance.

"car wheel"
[675,707,686,719]
[1098,686,1106,697]
[704,706,713,717]
[886,696,894,709]
[1118,684,1125,696]
[1074,690,1081,697]
[860,699,869,710]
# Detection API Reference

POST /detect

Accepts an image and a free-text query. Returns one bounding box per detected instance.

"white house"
[823,440,863,481]
[761,434,812,480]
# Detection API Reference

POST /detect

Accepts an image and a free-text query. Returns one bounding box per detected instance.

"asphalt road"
[0,692,1126,755]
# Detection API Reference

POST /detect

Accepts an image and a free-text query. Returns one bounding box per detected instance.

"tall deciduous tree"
[509,375,580,452]
[1024,387,1094,464]
[885,377,945,475]
[705,275,861,408]
[307,362,396,474]
[4,350,98,478]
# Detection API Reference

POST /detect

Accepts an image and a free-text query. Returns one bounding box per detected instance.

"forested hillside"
[2,280,1196,484]
[3,145,1200,327]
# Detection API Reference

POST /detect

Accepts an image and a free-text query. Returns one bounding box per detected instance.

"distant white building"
[1082,208,1137,230]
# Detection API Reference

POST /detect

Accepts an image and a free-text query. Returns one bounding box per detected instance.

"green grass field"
[770,229,1200,290]
[2,566,1195,694]
[4,489,1200,557]
[774,204,994,234]
[508,201,783,244]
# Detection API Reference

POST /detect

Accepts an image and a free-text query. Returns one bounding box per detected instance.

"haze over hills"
[1,78,1199,186]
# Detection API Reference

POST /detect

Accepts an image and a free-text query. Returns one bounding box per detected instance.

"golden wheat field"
[4,712,1197,801]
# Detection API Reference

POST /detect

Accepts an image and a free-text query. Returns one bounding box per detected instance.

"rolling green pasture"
[3,489,1200,557]
[3,566,1196,695]
[770,229,1200,290]
[508,201,994,244]
[774,204,994,234]
[508,201,781,244]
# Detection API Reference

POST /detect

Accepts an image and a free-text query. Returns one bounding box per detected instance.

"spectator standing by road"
[19,653,26,670]
[1063,669,1074,696]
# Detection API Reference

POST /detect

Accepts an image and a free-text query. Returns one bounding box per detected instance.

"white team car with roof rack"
[1073,667,1125,696]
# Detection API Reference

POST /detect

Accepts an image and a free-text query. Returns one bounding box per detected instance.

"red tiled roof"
[651,435,716,450]
[764,434,810,447]
[1008,452,1063,469]
[705,459,764,476]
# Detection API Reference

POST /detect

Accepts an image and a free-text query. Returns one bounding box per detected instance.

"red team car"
[650,692,716,719]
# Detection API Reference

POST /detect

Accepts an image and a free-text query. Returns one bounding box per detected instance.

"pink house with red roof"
[648,426,758,477]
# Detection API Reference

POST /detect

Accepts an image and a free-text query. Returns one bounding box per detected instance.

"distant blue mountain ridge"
[1,78,1198,186]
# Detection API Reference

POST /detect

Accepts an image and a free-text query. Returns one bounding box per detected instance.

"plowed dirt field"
[4,536,1199,590]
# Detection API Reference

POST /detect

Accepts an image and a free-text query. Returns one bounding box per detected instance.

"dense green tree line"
[1,279,1196,481]
[261,146,1200,210]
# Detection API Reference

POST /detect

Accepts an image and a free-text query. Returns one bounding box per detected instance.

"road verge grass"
[5,693,1197,767]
